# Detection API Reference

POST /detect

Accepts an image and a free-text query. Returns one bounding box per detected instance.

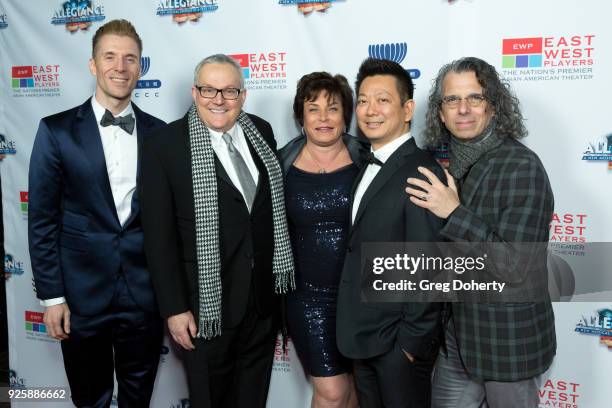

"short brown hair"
[92,19,142,57]
[293,72,353,128]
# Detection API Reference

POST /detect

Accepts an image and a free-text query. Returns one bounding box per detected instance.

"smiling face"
[88,34,141,112]
[355,74,414,150]
[439,70,494,140]
[191,62,246,133]
[302,91,345,147]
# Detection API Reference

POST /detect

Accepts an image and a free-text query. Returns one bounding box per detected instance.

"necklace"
[303,143,345,174]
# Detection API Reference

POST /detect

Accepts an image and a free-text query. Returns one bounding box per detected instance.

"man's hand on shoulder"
[44,303,70,340]
[167,311,197,351]
[406,167,460,219]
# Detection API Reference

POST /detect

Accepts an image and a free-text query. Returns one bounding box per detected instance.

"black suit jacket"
[28,98,165,316]
[141,112,278,328]
[336,138,445,360]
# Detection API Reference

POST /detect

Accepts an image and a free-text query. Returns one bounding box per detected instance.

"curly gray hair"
[423,57,527,147]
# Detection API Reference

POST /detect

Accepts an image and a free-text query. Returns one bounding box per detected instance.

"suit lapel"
[351,138,417,232]
[348,163,368,228]
[132,103,153,185]
[211,143,247,209]
[213,154,239,192]
[124,103,153,228]
[73,99,120,226]
[246,137,268,213]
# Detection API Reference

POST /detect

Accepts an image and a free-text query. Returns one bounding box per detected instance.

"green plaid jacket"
[441,137,556,381]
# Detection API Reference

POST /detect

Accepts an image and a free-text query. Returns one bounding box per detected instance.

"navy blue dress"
[285,163,359,377]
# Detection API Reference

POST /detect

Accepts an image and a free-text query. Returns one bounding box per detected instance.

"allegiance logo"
[9,369,26,389]
[501,35,595,82]
[51,0,106,32]
[25,311,46,334]
[4,254,25,277]
[0,133,16,156]
[156,0,218,24]
[135,57,162,99]
[12,65,61,98]
[582,134,612,171]
[575,308,612,350]
[230,52,288,90]
[368,42,421,83]
[279,1,339,15]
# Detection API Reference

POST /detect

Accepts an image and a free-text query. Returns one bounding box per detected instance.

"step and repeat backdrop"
[1,1,611,407]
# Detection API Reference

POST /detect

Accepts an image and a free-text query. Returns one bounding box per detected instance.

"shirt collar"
[91,93,134,123]
[371,132,412,164]
[208,123,238,141]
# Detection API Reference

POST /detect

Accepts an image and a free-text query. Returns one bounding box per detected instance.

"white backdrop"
[1,1,611,407]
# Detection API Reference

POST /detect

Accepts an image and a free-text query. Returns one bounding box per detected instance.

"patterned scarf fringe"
[188,105,295,339]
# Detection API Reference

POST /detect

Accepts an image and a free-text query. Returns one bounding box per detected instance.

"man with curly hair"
[406,57,555,407]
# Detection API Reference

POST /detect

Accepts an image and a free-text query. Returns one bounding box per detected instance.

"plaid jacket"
[441,137,556,381]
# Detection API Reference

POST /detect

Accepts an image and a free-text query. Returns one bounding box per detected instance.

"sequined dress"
[285,163,359,377]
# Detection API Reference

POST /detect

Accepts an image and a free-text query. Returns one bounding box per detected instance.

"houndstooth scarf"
[188,104,295,339]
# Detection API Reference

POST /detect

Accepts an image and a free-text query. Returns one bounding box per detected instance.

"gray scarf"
[188,104,295,339]
[448,120,503,179]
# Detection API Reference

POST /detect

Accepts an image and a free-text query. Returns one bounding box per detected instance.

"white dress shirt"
[41,95,139,308]
[351,132,412,224]
[209,123,259,210]
[91,95,138,226]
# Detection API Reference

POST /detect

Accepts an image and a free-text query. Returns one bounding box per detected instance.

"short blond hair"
[92,19,142,57]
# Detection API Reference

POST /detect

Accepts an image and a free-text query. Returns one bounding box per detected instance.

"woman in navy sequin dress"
[279,72,367,408]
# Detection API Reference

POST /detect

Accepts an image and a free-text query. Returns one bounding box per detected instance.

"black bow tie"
[365,152,383,167]
[100,109,135,135]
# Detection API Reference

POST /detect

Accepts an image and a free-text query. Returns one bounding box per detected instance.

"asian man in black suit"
[336,58,445,407]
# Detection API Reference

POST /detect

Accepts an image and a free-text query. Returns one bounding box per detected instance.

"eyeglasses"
[195,86,242,100]
[441,93,487,109]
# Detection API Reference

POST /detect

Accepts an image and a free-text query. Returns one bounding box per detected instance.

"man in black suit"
[140,54,294,408]
[336,58,444,407]
[28,19,165,407]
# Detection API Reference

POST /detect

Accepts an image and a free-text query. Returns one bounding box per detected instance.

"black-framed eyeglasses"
[441,93,487,109]
[195,85,242,100]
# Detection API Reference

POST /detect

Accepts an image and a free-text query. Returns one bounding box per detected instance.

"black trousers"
[353,341,437,408]
[60,275,163,408]
[183,289,277,408]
